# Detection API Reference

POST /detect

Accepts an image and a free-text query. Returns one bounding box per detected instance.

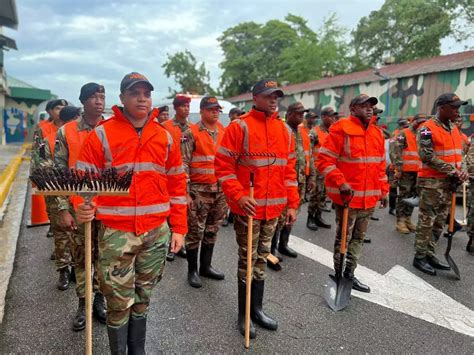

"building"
[226,50,474,132]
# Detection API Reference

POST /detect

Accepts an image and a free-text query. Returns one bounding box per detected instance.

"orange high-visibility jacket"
[418,119,462,179]
[317,115,389,209]
[312,126,329,168]
[39,120,57,139]
[189,121,225,184]
[401,127,421,172]
[45,131,56,158]
[76,106,188,235]
[215,108,300,220]
[295,125,312,175]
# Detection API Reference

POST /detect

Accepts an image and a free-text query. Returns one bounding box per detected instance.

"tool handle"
[244,171,254,349]
[462,182,467,224]
[340,206,349,254]
[85,221,93,355]
[448,192,456,233]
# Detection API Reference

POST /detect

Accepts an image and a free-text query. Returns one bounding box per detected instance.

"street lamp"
[373,70,391,120]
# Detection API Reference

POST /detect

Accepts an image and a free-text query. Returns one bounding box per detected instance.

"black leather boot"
[93,292,107,324]
[128,316,146,355]
[344,271,370,293]
[238,281,256,338]
[107,323,128,355]
[315,212,331,229]
[427,255,450,270]
[57,267,70,291]
[177,247,187,258]
[199,242,225,280]
[267,229,282,271]
[186,248,202,288]
[72,298,86,331]
[250,280,278,330]
[467,236,474,254]
[69,266,76,283]
[413,257,436,275]
[166,244,175,262]
[389,190,397,215]
[278,226,297,258]
[306,213,319,231]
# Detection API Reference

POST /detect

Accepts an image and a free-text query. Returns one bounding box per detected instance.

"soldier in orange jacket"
[317,94,389,293]
[76,73,187,353]
[215,79,299,338]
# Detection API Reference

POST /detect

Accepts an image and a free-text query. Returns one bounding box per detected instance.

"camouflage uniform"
[54,116,101,297]
[31,125,72,270]
[333,205,375,274]
[307,125,328,216]
[414,116,457,259]
[392,127,418,218]
[181,122,227,250]
[97,222,170,326]
[464,138,474,252]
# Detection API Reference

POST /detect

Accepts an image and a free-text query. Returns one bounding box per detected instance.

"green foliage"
[162,50,215,97]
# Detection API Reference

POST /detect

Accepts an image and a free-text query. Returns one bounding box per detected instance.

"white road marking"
[289,235,474,338]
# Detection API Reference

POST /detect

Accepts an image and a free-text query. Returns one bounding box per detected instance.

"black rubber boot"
[50,251,56,260]
[128,316,147,355]
[250,280,278,330]
[315,212,331,229]
[177,247,187,258]
[389,189,397,215]
[93,292,107,324]
[467,236,474,254]
[238,280,256,338]
[278,226,297,258]
[306,213,319,231]
[344,271,370,293]
[107,323,128,355]
[69,266,76,283]
[199,242,225,280]
[427,255,450,270]
[72,298,86,331]
[186,248,202,288]
[267,229,282,271]
[413,257,436,275]
[57,267,70,291]
[166,244,175,262]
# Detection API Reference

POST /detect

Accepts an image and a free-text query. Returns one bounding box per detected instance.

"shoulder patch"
[397,134,405,141]
[420,127,432,137]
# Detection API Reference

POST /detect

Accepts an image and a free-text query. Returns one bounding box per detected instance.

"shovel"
[325,198,353,311]
[445,192,461,280]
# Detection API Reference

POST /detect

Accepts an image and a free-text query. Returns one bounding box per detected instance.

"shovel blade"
[444,253,461,280]
[324,275,353,311]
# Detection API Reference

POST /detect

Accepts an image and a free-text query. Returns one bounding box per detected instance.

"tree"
[162,50,215,97]
[351,0,465,68]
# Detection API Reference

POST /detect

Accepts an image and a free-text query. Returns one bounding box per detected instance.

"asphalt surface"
[0,196,473,354]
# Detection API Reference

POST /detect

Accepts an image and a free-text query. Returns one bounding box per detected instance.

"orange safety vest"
[39,120,57,139]
[418,119,462,179]
[189,122,225,184]
[400,128,421,172]
[296,125,312,176]
[76,106,188,235]
[215,108,300,220]
[317,115,389,209]
[312,126,329,167]
[45,131,56,158]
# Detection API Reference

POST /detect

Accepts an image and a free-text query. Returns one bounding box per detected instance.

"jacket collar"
[250,107,279,121]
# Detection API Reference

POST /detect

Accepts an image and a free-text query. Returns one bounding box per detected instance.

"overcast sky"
[3,0,470,106]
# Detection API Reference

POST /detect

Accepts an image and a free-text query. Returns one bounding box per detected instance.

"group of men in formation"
[30,71,472,354]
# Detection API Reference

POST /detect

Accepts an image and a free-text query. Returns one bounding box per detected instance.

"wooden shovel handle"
[340,206,349,254]
[448,193,456,233]
[245,172,254,349]
[85,221,93,355]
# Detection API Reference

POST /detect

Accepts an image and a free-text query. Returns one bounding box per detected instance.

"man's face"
[83,92,105,117]
[175,103,190,120]
[253,93,279,114]
[306,115,317,127]
[287,110,304,126]
[439,104,460,121]
[158,111,169,123]
[201,107,220,124]
[322,114,335,128]
[119,83,152,121]
[51,105,64,122]
[351,102,373,122]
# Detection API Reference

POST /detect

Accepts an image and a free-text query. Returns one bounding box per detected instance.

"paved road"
[0,195,473,353]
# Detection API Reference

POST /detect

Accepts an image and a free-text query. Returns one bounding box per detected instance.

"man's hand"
[379,195,388,209]
[237,196,257,217]
[285,208,297,226]
[454,169,469,182]
[76,203,96,224]
[186,194,193,209]
[170,233,184,253]
[59,210,76,231]
[307,180,316,192]
[339,182,353,200]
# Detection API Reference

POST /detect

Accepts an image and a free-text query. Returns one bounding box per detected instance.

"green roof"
[7,74,54,101]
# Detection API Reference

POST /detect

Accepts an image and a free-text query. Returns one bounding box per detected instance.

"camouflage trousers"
[98,222,170,327]
[234,214,278,282]
[333,205,374,274]
[414,186,451,258]
[396,172,418,218]
[307,172,326,215]
[46,197,72,270]
[467,181,474,238]
[185,189,227,251]
[277,182,305,230]
[70,214,101,298]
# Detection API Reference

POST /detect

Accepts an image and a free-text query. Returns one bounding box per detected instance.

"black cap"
[229,107,243,117]
[50,99,69,110]
[252,79,284,97]
[373,107,383,115]
[59,106,80,122]
[414,113,428,122]
[436,93,468,107]
[398,117,409,126]
[79,82,105,103]
[157,105,169,113]
[120,72,154,93]
[173,94,191,107]
[200,96,223,109]
[287,102,309,113]
[321,107,339,116]
[45,100,54,112]
[350,94,378,106]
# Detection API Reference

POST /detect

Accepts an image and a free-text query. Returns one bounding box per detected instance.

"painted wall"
[3,97,44,143]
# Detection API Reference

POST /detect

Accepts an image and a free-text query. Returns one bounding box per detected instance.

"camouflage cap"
[350,94,378,106]
[373,107,384,115]
[321,107,338,116]
[173,94,191,107]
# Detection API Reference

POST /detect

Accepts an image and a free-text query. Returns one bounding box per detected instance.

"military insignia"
[181,136,189,143]
[397,134,404,141]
